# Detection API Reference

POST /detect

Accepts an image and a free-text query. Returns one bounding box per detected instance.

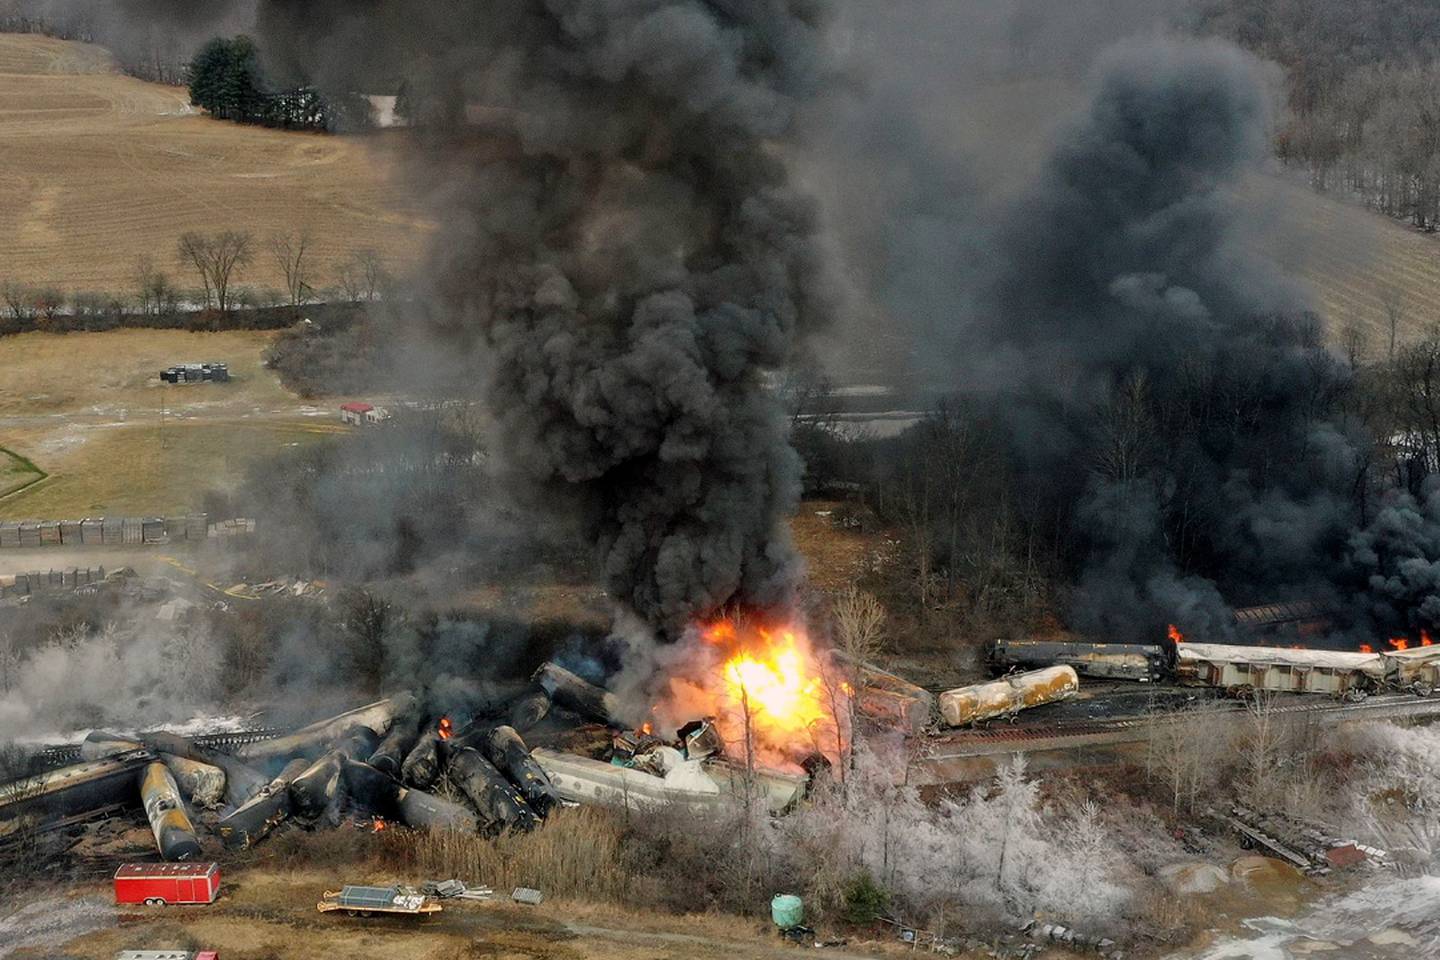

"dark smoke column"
[257,1,835,637]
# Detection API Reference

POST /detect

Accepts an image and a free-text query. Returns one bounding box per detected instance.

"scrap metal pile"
[2,656,925,861]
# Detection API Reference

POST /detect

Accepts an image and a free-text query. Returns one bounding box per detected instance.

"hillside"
[0,33,429,295]
[1247,172,1440,354]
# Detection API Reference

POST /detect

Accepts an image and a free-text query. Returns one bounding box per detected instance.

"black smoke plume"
[243,1,836,638]
[869,38,1370,643]
[981,40,1346,642]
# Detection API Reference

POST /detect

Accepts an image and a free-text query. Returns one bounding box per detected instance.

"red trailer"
[114,863,221,906]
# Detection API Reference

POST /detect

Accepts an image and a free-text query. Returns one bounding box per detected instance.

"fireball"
[716,629,829,735]
[652,615,842,768]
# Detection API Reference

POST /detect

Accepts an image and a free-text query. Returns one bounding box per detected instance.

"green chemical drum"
[771,893,804,930]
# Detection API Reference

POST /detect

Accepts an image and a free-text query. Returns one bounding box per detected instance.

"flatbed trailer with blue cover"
[316,884,441,917]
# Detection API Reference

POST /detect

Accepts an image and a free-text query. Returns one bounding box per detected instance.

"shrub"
[841,871,890,923]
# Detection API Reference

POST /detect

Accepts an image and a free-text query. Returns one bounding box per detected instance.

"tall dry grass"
[386,806,634,901]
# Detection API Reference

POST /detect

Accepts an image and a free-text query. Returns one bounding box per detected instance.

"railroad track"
[918,692,1440,766]
[32,728,285,771]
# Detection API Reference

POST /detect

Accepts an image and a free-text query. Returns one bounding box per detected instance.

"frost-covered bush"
[779,741,1153,932]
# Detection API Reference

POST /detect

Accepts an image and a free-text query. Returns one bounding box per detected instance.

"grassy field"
[0,33,429,295]
[0,328,301,415]
[0,328,347,519]
[0,446,44,498]
[0,419,340,518]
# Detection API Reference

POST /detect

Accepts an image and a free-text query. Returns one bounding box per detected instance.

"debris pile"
[1224,805,1390,875]
[3,653,908,860]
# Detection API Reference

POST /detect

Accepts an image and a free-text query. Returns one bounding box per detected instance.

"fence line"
[0,566,106,600]
[0,515,256,549]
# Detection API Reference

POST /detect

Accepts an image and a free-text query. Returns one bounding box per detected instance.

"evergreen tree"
[187,34,359,132]
[186,37,231,116]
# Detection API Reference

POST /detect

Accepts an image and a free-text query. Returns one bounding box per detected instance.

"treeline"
[0,0,248,85]
[1194,0,1440,229]
[0,228,392,336]
[188,36,370,132]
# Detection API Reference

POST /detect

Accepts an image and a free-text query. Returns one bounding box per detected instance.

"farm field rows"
[0,32,430,295]
[1237,171,1440,353]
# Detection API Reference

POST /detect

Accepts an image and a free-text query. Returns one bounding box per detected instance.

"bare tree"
[340,587,397,693]
[1093,371,1153,485]
[177,232,214,308]
[1240,691,1286,805]
[34,287,63,326]
[1339,319,1369,369]
[269,228,314,312]
[134,255,176,316]
[0,743,45,876]
[1,281,36,325]
[777,357,837,431]
[824,586,887,782]
[1144,700,1230,811]
[336,248,386,303]
[1383,287,1405,361]
[177,230,253,315]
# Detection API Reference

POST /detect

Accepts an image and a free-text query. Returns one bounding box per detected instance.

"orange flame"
[371,817,388,833]
[644,616,841,768]
[639,721,653,736]
[1359,643,1374,653]
[1389,637,1410,651]
[437,717,453,740]
[712,622,827,733]
[1168,624,1185,644]
[1424,630,1435,647]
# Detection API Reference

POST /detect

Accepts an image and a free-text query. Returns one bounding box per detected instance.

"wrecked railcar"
[140,761,203,861]
[531,746,807,816]
[1380,646,1440,691]
[0,748,156,837]
[1174,643,1383,696]
[987,639,1167,682]
[938,665,1079,728]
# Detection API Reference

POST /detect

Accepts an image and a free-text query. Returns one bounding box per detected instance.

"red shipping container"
[113,862,221,906]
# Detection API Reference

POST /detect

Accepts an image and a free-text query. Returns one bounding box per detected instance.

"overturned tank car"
[938,665,1079,728]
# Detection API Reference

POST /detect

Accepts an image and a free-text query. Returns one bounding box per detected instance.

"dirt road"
[0,870,911,960]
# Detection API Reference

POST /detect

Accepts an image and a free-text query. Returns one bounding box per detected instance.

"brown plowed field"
[1241,171,1440,354]
[0,33,429,295]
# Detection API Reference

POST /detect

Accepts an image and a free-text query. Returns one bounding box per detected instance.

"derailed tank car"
[1173,643,1384,696]
[988,639,1167,681]
[939,665,1080,727]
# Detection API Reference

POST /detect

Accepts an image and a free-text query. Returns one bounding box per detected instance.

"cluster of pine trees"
[187,36,368,133]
